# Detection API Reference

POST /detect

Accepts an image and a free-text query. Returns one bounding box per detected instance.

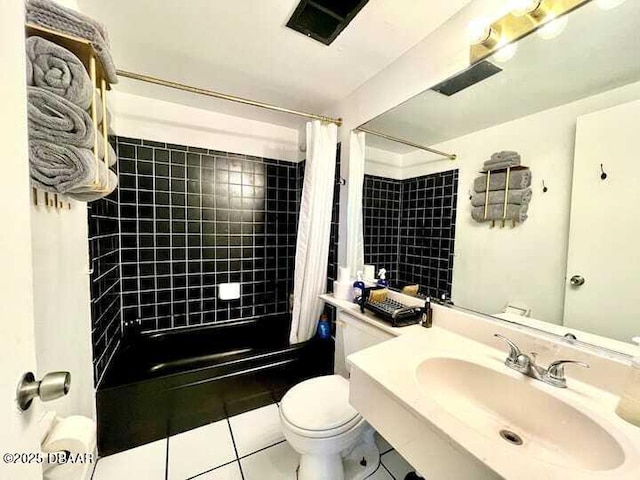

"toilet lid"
[280,375,360,432]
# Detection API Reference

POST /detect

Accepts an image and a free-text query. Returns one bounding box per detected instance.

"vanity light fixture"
[509,0,551,20]
[467,17,501,48]
[469,0,590,64]
[493,42,519,63]
[537,15,569,39]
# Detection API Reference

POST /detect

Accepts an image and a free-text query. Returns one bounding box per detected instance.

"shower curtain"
[290,120,338,344]
[346,131,365,276]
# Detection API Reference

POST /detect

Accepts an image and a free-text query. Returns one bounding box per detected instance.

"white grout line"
[168,153,175,329]
[94,337,121,388]
[115,140,126,346]
[151,149,159,331]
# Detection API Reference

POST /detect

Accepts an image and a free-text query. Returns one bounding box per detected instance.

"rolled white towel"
[471,188,532,207]
[29,140,117,200]
[28,86,93,148]
[28,87,116,166]
[471,204,529,223]
[26,36,93,109]
[25,0,118,84]
[474,169,531,192]
[488,151,521,163]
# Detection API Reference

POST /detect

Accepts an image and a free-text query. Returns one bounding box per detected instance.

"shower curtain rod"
[356,127,457,161]
[116,70,343,126]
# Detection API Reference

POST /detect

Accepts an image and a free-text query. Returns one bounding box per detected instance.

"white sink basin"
[416,357,625,472]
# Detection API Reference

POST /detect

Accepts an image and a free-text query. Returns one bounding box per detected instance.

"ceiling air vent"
[431,61,503,96]
[286,0,370,45]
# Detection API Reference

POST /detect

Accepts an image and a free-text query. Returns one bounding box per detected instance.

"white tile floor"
[92,402,418,480]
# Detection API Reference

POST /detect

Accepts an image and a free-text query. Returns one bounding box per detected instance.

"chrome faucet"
[494,334,590,388]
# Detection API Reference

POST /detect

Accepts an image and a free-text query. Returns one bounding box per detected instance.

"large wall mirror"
[357,0,640,354]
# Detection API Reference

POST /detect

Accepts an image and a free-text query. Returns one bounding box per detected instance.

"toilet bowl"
[280,375,379,480]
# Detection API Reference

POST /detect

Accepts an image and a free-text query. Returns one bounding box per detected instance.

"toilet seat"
[280,375,362,439]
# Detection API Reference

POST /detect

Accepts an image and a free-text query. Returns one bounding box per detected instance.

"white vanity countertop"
[348,327,640,480]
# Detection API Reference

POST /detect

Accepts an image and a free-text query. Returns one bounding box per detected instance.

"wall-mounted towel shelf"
[26,23,114,208]
[485,167,516,228]
[471,154,532,228]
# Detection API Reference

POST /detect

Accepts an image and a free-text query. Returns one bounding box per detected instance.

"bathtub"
[96,313,334,456]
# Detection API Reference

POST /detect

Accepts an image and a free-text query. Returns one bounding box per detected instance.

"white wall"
[395,80,640,324]
[110,91,301,162]
[364,146,403,179]
[31,202,95,419]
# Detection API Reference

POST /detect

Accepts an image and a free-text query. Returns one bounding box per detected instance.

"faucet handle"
[494,334,523,366]
[546,360,590,387]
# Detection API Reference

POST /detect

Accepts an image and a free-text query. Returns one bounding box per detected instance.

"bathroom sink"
[415,357,625,472]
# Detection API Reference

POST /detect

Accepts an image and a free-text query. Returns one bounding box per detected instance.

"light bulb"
[537,15,568,39]
[493,42,518,63]
[509,0,542,17]
[467,17,492,45]
[595,0,627,9]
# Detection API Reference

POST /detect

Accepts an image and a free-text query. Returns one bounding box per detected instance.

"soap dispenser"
[616,337,640,427]
[376,268,389,287]
[352,271,365,302]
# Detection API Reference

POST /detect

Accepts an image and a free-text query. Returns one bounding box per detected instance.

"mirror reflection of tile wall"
[363,169,458,298]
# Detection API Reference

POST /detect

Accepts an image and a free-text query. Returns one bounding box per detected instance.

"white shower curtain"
[290,120,338,344]
[346,131,365,276]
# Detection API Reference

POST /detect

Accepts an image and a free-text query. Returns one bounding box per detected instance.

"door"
[0,1,44,478]
[564,99,640,342]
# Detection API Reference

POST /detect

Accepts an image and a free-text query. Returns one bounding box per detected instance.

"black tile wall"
[114,136,304,332]
[362,175,402,280]
[88,143,122,385]
[398,170,459,298]
[88,135,342,367]
[363,169,459,298]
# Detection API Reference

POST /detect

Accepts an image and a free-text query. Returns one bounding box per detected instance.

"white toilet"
[280,316,390,480]
[280,375,378,480]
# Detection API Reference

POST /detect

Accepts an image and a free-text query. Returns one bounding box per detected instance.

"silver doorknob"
[570,275,585,286]
[16,371,71,411]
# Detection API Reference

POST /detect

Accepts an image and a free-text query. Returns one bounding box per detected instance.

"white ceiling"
[78,0,473,127]
[364,0,640,154]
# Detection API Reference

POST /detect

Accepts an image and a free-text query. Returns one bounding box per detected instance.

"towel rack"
[480,165,529,228]
[26,23,114,208]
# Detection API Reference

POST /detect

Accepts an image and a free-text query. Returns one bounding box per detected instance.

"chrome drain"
[499,429,523,446]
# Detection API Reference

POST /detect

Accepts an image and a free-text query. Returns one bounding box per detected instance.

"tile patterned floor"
[91,403,417,480]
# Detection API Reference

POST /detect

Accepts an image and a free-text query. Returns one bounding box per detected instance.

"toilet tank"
[334,311,394,378]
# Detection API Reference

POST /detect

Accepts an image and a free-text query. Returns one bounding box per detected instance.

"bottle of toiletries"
[316,314,331,340]
[353,271,366,303]
[377,268,389,287]
[616,337,640,427]
[421,297,433,328]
